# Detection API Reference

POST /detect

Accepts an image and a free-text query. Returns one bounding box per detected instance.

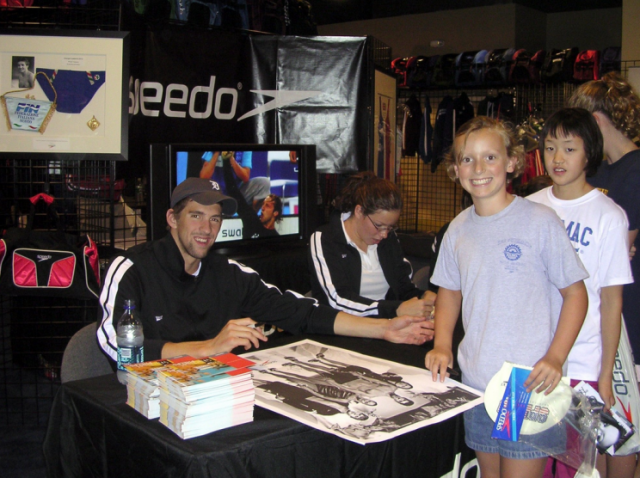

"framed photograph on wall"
[0,30,129,161]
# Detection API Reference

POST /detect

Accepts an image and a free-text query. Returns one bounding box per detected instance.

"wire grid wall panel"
[0,159,148,259]
[1,159,112,242]
[515,83,577,120]
[0,0,122,428]
[396,156,462,234]
[0,159,146,426]
[622,60,640,76]
[371,37,392,72]
[396,82,577,232]
[0,296,99,426]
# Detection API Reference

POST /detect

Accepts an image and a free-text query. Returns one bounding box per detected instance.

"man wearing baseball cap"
[169,177,238,215]
[97,178,433,363]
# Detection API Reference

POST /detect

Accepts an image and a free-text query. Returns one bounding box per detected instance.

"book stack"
[124,355,195,419]
[156,353,256,439]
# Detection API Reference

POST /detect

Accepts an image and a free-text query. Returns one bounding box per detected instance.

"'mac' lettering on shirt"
[563,220,593,252]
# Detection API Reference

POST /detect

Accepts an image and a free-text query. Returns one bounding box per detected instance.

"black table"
[43,334,478,478]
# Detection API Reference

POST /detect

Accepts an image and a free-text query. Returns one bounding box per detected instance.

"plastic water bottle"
[116,299,144,385]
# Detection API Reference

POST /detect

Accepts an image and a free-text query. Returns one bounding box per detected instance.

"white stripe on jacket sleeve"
[310,231,379,316]
[97,256,134,361]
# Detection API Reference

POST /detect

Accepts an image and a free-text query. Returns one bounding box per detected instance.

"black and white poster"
[243,340,483,445]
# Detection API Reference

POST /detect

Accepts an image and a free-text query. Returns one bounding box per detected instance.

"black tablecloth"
[43,335,477,478]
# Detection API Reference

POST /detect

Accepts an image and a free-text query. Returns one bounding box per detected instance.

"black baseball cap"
[170,178,237,216]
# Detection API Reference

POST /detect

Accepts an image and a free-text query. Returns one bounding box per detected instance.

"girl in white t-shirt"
[529,107,634,478]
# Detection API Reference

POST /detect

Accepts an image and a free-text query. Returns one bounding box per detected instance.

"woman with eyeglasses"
[308,171,435,323]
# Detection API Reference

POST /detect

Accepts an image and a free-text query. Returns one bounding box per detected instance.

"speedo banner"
[128,29,371,173]
[611,318,640,455]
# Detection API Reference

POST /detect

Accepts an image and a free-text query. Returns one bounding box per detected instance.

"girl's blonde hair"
[444,116,525,183]
[568,71,640,140]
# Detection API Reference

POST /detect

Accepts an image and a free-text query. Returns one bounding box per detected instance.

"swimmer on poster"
[12,57,35,88]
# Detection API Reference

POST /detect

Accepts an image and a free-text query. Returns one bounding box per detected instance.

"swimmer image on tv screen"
[174,148,303,243]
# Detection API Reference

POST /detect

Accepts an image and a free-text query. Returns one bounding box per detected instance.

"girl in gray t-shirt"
[425,116,588,478]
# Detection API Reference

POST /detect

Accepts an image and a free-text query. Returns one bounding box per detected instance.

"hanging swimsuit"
[36,69,106,114]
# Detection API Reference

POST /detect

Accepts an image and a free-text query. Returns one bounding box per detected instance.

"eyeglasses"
[366,215,399,233]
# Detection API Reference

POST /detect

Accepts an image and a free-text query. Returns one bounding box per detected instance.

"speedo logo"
[613,349,634,422]
[495,406,509,431]
[129,76,322,121]
[37,255,52,262]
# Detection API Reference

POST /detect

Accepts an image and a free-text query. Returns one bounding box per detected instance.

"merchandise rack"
[395,60,640,234]
[395,82,576,233]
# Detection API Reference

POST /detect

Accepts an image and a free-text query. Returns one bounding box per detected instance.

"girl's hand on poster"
[425,346,453,382]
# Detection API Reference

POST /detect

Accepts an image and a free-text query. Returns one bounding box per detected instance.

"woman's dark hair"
[540,107,603,177]
[334,171,402,215]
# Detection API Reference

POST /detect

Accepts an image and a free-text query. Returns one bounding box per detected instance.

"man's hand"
[161,318,267,359]
[208,318,268,352]
[333,312,432,345]
[422,290,437,304]
[383,316,434,344]
[397,297,433,318]
[425,346,453,382]
[422,290,437,319]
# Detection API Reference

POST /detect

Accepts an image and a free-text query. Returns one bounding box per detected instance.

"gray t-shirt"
[431,196,589,391]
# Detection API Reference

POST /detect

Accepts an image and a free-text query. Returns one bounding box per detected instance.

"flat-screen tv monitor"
[149,143,317,255]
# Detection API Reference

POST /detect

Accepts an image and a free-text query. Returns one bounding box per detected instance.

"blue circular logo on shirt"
[504,244,522,261]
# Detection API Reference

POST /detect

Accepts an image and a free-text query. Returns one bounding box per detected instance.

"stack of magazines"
[124,355,195,419]
[155,353,256,439]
